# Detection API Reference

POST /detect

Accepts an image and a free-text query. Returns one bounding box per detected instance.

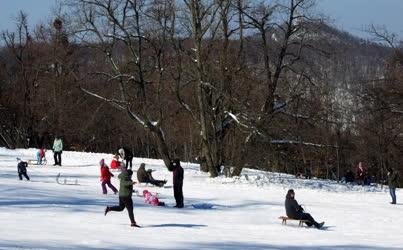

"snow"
[1,147,402,250]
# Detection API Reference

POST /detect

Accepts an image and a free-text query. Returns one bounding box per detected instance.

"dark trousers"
[110,196,135,223]
[18,171,30,180]
[126,157,133,169]
[149,179,166,187]
[54,151,62,166]
[300,213,319,227]
[174,182,184,207]
[101,180,118,194]
[390,187,397,204]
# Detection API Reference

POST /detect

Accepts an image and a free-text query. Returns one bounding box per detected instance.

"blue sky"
[0,0,402,39]
[317,0,403,38]
[0,0,57,29]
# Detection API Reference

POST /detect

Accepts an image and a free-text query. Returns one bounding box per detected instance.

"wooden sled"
[279,216,309,227]
[28,158,47,165]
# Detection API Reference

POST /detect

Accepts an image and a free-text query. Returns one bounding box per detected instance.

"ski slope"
[0,148,402,250]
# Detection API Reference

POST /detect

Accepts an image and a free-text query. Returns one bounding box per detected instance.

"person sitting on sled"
[285,189,324,229]
[137,163,167,187]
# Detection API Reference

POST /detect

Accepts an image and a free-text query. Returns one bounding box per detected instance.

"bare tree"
[1,11,40,147]
[67,0,177,168]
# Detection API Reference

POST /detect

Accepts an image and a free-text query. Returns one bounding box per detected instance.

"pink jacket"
[143,190,160,206]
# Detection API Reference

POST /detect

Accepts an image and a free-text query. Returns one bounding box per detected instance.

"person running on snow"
[52,135,63,166]
[100,159,118,195]
[17,158,30,181]
[118,146,134,169]
[137,163,167,187]
[285,189,324,229]
[104,168,140,227]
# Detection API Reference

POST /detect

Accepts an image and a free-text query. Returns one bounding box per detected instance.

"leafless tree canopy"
[0,0,402,184]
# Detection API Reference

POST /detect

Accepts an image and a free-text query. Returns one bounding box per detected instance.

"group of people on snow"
[100,150,184,227]
[341,161,374,186]
[14,135,400,229]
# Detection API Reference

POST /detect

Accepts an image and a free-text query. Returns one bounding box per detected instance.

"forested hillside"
[1,0,402,183]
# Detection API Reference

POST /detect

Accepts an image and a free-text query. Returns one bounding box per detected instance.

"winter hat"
[286,189,295,199]
[99,159,105,166]
[173,159,180,167]
[120,162,127,172]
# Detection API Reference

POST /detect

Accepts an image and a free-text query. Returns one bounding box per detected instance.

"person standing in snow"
[387,168,399,204]
[356,162,366,185]
[285,189,324,229]
[104,169,140,227]
[171,159,184,208]
[36,147,46,165]
[100,159,118,195]
[52,136,63,166]
[118,146,133,169]
[17,158,30,181]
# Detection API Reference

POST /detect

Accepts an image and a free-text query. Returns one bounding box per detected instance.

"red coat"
[110,159,121,169]
[100,166,114,181]
[40,148,45,158]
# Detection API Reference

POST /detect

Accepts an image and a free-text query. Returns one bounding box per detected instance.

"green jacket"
[388,171,400,188]
[118,172,133,197]
[53,138,63,152]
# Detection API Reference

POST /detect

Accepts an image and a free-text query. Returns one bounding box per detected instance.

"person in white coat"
[52,136,63,166]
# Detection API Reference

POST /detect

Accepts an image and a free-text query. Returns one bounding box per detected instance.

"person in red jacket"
[100,159,118,194]
[110,154,123,170]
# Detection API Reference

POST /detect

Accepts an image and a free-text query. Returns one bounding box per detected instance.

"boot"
[315,222,324,229]
[131,222,140,227]
[104,206,110,216]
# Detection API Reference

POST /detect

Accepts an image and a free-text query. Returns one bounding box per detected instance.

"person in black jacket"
[17,158,30,181]
[172,159,184,208]
[285,189,324,229]
[118,147,133,169]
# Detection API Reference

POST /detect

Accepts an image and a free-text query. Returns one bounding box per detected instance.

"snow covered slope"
[0,148,402,250]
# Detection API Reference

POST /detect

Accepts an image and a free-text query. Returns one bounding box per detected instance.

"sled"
[27,158,47,165]
[278,216,309,227]
[56,173,79,185]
